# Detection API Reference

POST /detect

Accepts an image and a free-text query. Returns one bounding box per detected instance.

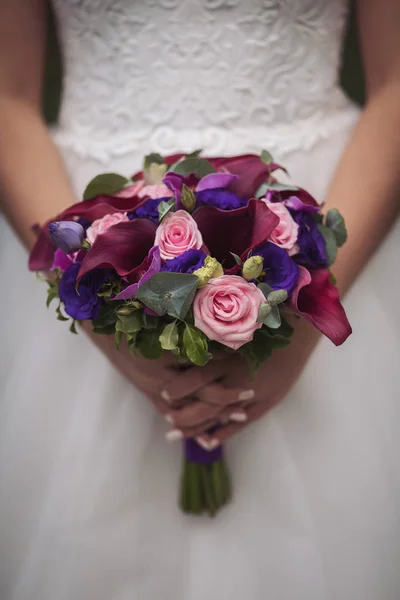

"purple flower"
[51,248,74,272]
[253,241,299,296]
[114,246,161,300]
[161,249,206,274]
[59,263,107,320]
[291,211,328,269]
[195,188,247,210]
[129,198,168,223]
[48,221,85,254]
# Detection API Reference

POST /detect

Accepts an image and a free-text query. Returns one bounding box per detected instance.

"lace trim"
[51,103,359,163]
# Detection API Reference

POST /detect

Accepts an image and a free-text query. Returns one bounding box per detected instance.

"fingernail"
[164,414,174,425]
[161,390,171,402]
[195,437,220,451]
[165,429,183,442]
[230,411,247,423]
[238,389,255,401]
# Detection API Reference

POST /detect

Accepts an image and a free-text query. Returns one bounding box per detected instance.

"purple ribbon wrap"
[184,438,223,465]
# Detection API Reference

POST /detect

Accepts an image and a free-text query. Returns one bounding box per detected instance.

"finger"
[165,418,217,441]
[166,398,225,429]
[160,360,231,406]
[198,383,255,407]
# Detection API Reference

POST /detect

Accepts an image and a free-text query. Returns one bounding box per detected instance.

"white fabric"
[1,1,400,599]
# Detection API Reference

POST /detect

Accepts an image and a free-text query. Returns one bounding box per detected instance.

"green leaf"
[276,315,294,339]
[115,330,123,350]
[181,184,197,212]
[264,305,281,329]
[83,173,129,200]
[143,153,164,169]
[326,208,347,247]
[136,327,163,359]
[186,149,203,158]
[230,252,243,267]
[261,149,273,164]
[142,313,159,330]
[240,329,273,375]
[317,224,337,266]
[92,323,117,335]
[157,198,176,222]
[69,320,78,334]
[182,325,211,366]
[170,157,216,178]
[136,272,199,320]
[46,285,59,308]
[267,289,288,306]
[255,181,299,198]
[329,272,337,285]
[159,321,179,351]
[116,312,143,335]
[92,303,118,330]
[257,282,273,299]
[56,304,69,322]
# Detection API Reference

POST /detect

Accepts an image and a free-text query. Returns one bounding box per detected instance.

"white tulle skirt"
[1,116,400,600]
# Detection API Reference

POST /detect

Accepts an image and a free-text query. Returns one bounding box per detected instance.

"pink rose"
[86,212,129,245]
[138,183,172,200]
[263,199,299,255]
[155,210,203,260]
[193,275,265,350]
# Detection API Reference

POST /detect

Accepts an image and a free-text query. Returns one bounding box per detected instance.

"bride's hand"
[162,319,320,447]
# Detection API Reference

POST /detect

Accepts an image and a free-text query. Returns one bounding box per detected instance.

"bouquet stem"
[179,439,232,516]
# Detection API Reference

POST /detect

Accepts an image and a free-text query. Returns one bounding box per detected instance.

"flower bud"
[242,255,263,281]
[48,221,85,254]
[193,256,224,287]
[181,184,197,213]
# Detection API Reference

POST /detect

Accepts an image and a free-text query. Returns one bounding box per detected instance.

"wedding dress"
[1,1,399,599]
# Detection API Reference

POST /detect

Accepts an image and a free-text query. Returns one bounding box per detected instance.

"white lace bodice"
[50,0,358,162]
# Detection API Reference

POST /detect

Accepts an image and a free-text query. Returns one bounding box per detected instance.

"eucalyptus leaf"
[264,305,281,329]
[183,325,211,366]
[257,282,273,299]
[83,173,129,200]
[137,327,163,360]
[230,252,243,267]
[260,149,273,164]
[159,321,179,351]
[143,153,164,169]
[158,198,176,222]
[275,315,294,339]
[136,272,199,320]
[326,208,347,247]
[317,224,337,266]
[257,303,272,323]
[170,157,216,178]
[267,289,288,306]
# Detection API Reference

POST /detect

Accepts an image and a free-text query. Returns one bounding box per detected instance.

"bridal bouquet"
[29,151,351,516]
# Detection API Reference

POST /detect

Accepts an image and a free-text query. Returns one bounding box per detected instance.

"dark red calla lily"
[206,154,284,197]
[77,219,157,283]
[28,226,56,271]
[193,198,279,271]
[60,190,147,222]
[290,266,352,346]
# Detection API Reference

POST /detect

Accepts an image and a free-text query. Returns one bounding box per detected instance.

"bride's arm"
[0,0,76,249]
[324,0,400,294]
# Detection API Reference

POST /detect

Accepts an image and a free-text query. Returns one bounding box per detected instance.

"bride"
[0,1,399,598]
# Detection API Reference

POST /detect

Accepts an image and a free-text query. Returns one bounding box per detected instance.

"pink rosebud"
[263,199,299,255]
[155,210,203,261]
[86,212,130,245]
[193,275,265,350]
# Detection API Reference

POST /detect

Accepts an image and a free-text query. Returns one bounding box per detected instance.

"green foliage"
[326,208,347,247]
[257,282,273,299]
[317,224,337,266]
[240,329,273,375]
[230,252,243,267]
[116,311,143,335]
[182,325,211,366]
[97,278,121,299]
[255,181,298,198]
[159,321,179,351]
[264,305,281,329]
[170,157,216,178]
[91,303,118,334]
[69,320,78,334]
[56,303,69,322]
[83,173,129,201]
[136,272,199,320]
[257,303,272,323]
[260,149,273,164]
[267,289,288,306]
[136,327,163,359]
[46,282,59,308]
[143,153,164,169]
[157,198,176,222]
